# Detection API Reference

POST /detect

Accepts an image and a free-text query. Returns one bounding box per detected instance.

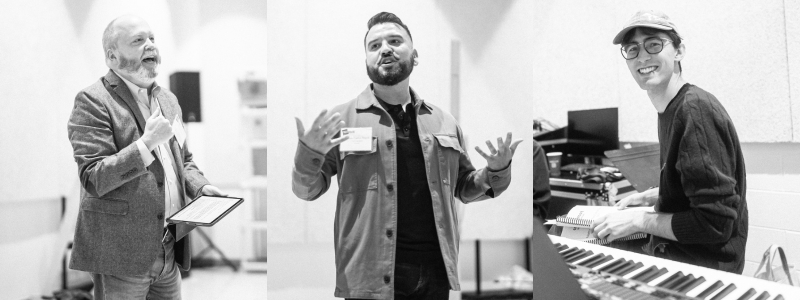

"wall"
[530,0,800,143]
[0,0,267,298]
[741,144,800,276]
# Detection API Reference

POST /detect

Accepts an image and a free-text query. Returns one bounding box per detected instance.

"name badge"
[339,127,372,152]
[172,115,186,149]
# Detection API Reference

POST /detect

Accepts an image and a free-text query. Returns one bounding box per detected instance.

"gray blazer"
[67,70,210,276]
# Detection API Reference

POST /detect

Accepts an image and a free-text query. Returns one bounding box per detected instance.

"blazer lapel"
[105,70,148,134]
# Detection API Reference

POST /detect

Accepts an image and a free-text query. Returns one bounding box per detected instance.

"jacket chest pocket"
[339,137,379,194]
[433,134,464,170]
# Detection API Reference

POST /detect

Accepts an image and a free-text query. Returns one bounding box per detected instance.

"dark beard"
[366,56,414,86]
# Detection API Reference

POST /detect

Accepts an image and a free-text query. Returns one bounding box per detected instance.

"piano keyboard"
[550,235,800,300]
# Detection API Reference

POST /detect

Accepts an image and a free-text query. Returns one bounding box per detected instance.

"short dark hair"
[364,12,412,47]
[623,27,683,72]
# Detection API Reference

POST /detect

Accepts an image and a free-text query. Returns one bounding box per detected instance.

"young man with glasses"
[589,10,748,274]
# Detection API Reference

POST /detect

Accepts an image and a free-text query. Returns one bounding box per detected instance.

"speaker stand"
[194,228,238,271]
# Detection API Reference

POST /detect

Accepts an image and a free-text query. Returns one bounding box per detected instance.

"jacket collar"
[356,84,432,114]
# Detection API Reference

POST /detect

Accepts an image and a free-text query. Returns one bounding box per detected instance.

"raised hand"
[141,106,174,150]
[295,109,350,154]
[474,132,523,171]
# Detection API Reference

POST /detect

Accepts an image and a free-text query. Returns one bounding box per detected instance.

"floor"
[181,266,269,300]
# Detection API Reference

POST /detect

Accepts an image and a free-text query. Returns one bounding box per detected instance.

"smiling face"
[364,22,416,86]
[107,16,161,87]
[624,28,683,92]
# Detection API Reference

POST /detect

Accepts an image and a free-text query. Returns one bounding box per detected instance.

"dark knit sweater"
[650,83,748,274]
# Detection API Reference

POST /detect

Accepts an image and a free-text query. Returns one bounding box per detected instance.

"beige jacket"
[292,85,512,299]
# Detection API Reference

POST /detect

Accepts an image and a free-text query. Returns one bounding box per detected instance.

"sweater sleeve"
[671,95,741,244]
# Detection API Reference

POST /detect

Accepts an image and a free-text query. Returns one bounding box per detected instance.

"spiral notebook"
[560,226,648,245]
[556,205,652,245]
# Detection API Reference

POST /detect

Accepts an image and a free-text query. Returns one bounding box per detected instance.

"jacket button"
[312,158,321,165]
[386,140,393,148]
[492,175,500,181]
[386,229,393,238]
[157,181,164,188]
[157,213,164,220]
[387,184,394,192]
[384,275,391,284]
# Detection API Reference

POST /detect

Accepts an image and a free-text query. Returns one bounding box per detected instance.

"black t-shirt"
[376,97,444,266]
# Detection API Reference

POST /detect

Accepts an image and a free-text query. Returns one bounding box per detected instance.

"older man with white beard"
[67,15,225,299]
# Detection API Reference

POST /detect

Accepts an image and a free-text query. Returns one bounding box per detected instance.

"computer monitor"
[567,107,619,153]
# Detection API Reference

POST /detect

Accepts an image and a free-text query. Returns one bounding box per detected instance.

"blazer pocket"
[81,197,129,215]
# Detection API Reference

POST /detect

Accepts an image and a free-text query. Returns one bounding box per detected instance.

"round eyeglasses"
[621,37,673,60]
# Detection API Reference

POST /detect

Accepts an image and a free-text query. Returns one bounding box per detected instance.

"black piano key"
[663,273,693,290]
[560,247,581,257]
[598,258,626,272]
[563,249,589,261]
[585,255,614,268]
[559,247,579,255]
[604,260,633,274]
[566,250,594,263]
[773,295,784,300]
[753,291,770,300]
[630,266,658,281]
[736,288,756,300]
[553,243,561,247]
[709,283,736,300]
[555,244,569,252]
[695,280,724,299]
[640,267,669,283]
[616,262,645,277]
[575,253,604,266]
[656,271,684,288]
[676,276,706,294]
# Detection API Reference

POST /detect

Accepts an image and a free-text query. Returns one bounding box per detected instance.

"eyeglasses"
[620,37,673,60]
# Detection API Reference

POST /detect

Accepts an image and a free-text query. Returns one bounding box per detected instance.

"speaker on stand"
[169,72,202,123]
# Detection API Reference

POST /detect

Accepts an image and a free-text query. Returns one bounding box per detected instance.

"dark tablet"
[166,195,244,227]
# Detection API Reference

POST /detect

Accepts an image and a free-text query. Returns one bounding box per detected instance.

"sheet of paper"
[169,196,239,224]
[339,127,372,152]
[172,115,186,147]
